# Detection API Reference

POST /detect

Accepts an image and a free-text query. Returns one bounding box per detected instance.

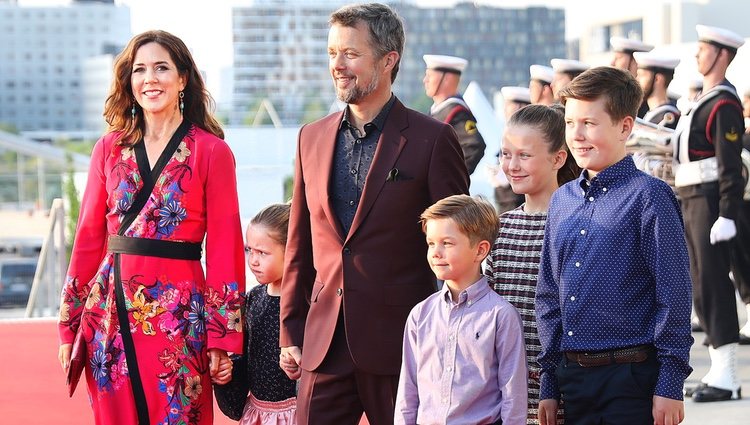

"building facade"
[231,0,565,125]
[0,1,130,133]
[578,0,750,68]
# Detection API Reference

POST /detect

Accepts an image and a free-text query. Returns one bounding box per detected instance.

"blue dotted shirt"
[536,155,693,401]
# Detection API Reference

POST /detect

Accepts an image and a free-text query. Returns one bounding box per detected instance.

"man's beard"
[336,72,379,104]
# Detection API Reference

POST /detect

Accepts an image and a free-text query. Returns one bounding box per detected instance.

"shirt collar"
[440,275,492,306]
[578,155,637,192]
[339,94,396,133]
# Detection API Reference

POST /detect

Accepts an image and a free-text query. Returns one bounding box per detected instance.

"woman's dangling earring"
[179,91,184,116]
[131,102,136,120]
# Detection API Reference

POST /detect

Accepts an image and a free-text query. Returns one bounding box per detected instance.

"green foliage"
[57,139,96,156]
[0,122,20,134]
[63,153,81,261]
[241,98,264,126]
[283,174,293,203]
[301,97,328,124]
[410,93,434,115]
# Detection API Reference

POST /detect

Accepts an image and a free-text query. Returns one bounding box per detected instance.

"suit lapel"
[316,112,346,241]
[346,100,409,242]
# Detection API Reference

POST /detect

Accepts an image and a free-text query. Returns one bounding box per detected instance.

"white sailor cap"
[696,24,745,51]
[633,52,680,71]
[610,36,653,54]
[550,58,590,74]
[530,65,554,84]
[500,86,531,104]
[423,54,468,74]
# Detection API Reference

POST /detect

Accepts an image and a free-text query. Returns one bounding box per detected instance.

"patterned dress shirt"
[331,95,396,233]
[536,156,693,401]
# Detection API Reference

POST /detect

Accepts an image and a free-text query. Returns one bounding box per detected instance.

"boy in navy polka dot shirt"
[535,67,693,425]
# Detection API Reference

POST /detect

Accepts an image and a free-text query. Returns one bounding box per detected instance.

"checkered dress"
[485,205,564,424]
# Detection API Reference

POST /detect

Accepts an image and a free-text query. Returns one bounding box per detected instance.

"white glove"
[709,216,737,245]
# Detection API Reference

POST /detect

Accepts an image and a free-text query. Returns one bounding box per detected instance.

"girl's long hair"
[507,104,581,185]
[103,30,223,145]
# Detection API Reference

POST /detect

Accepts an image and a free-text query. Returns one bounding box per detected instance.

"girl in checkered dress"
[485,104,579,424]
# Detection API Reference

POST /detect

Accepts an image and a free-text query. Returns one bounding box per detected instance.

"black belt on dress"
[565,344,653,368]
[107,235,202,260]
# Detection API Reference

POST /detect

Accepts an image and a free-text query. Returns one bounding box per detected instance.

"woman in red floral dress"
[57,30,245,425]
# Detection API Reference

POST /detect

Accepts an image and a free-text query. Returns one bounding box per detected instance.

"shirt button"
[580,229,586,235]
[336,288,343,296]
[588,196,594,202]
[570,296,576,301]
[575,262,581,267]
[343,247,351,255]
[568,330,574,336]
[355,139,362,144]
[602,187,608,192]
[348,200,355,206]
[350,168,357,175]
[447,366,453,372]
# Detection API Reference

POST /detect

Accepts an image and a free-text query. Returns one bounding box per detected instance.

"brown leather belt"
[565,345,652,368]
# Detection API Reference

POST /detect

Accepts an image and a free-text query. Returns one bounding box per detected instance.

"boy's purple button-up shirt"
[394,276,528,425]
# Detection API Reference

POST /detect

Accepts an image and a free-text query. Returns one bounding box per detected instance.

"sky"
[17,0,653,101]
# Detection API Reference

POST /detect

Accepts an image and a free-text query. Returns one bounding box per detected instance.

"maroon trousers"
[297,317,399,425]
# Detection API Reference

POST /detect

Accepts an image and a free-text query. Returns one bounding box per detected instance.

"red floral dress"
[59,124,245,425]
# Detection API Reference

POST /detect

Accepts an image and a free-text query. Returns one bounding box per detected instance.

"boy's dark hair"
[558,66,643,121]
[507,104,581,185]
[250,203,291,246]
[330,3,404,83]
[420,195,499,247]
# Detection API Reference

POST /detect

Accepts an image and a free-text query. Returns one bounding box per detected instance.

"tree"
[63,153,81,261]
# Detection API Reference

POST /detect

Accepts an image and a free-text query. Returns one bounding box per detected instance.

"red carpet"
[0,319,236,425]
[0,319,370,424]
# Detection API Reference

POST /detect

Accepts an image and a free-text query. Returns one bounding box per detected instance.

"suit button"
[343,247,351,255]
[337,288,343,296]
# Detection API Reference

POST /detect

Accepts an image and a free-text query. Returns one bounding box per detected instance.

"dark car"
[0,257,37,306]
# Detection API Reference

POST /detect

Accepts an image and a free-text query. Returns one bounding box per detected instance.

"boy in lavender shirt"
[395,194,528,425]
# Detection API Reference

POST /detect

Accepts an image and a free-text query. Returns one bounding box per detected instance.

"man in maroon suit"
[278,3,469,425]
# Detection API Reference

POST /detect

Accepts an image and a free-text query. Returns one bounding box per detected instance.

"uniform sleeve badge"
[726,128,739,142]
[465,120,478,135]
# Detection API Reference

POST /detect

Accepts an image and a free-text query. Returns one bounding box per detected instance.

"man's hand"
[59,343,72,373]
[208,348,232,385]
[538,398,559,425]
[710,216,737,244]
[280,346,302,380]
[652,395,684,425]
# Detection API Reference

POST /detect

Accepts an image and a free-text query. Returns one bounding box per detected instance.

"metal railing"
[25,198,65,318]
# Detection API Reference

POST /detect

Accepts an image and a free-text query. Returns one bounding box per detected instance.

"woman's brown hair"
[103,30,224,145]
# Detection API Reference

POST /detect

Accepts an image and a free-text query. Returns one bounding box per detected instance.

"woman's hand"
[59,343,72,373]
[208,348,232,385]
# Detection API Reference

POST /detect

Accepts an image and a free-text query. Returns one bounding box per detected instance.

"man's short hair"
[420,195,499,246]
[330,3,405,83]
[558,66,643,121]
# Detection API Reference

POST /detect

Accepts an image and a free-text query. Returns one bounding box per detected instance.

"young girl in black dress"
[216,203,297,424]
